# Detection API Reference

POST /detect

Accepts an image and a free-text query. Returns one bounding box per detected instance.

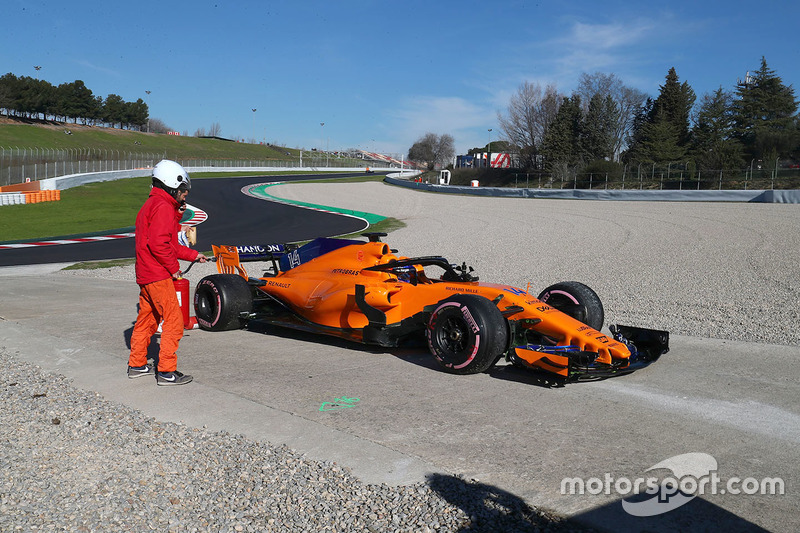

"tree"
[623,68,695,164]
[13,76,53,118]
[0,73,21,116]
[102,94,125,128]
[576,72,647,161]
[497,81,562,169]
[407,133,455,170]
[691,87,744,171]
[650,67,695,149]
[639,113,685,163]
[57,80,98,123]
[732,57,799,160]
[125,98,148,130]
[27,77,56,120]
[148,118,171,134]
[623,98,654,163]
[541,95,583,178]
[581,93,618,162]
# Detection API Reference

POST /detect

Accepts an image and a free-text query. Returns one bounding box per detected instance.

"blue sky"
[3,0,798,157]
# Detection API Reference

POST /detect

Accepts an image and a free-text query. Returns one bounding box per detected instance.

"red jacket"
[134,187,198,285]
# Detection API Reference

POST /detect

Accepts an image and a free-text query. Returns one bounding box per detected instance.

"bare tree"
[408,132,455,170]
[147,118,171,134]
[497,82,563,169]
[208,122,222,137]
[576,72,648,161]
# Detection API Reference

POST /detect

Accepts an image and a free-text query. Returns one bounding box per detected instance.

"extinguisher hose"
[182,255,216,276]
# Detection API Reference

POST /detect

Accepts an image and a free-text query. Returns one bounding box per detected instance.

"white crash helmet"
[152,159,191,191]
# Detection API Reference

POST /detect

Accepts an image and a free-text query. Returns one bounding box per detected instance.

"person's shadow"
[122,303,162,367]
[427,473,583,532]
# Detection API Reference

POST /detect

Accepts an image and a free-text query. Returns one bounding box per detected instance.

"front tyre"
[426,295,508,375]
[194,274,253,331]
[538,281,604,331]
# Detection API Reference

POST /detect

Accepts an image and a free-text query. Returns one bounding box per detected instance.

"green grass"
[0,176,149,241]
[340,217,405,238]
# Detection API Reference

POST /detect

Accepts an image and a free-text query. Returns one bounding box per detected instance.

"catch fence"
[510,162,800,191]
[0,147,375,187]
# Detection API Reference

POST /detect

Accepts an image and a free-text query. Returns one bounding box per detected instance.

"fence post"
[773,158,778,189]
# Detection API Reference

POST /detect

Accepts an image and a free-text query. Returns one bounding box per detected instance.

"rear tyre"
[538,281,604,331]
[426,294,508,375]
[194,274,253,331]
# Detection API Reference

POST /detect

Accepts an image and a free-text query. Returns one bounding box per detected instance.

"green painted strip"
[249,183,386,224]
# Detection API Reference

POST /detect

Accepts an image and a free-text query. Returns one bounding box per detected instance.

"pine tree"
[623,69,695,164]
[641,110,685,163]
[732,57,798,160]
[623,98,654,163]
[650,67,696,150]
[541,95,583,172]
[581,93,618,161]
[691,87,744,171]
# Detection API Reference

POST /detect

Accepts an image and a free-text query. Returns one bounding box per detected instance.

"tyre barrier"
[0,193,27,206]
[0,190,62,206]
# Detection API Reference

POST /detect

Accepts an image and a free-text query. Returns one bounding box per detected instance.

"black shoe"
[127,364,155,379]
[156,370,193,386]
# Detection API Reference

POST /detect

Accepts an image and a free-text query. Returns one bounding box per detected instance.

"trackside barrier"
[25,190,62,204]
[385,176,800,204]
[38,167,402,192]
[0,192,26,205]
[0,190,62,206]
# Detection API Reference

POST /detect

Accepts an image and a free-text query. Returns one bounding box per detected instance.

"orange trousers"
[129,277,184,372]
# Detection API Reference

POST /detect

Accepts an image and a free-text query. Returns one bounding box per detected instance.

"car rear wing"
[212,243,292,278]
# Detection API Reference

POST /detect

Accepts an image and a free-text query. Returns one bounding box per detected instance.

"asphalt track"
[1,178,797,532]
[0,173,369,267]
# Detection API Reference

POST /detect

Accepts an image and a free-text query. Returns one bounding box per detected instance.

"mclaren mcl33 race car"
[193,233,668,382]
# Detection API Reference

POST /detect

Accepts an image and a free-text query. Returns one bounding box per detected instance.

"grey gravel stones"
[0,349,578,532]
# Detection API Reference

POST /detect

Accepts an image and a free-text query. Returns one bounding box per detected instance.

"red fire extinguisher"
[173,277,191,329]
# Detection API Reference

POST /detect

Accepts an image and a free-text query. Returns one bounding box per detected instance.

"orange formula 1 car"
[194,233,668,381]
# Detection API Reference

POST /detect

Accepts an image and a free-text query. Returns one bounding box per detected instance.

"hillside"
[0,118,302,161]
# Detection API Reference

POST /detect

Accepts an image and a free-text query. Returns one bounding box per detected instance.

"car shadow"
[245,320,387,353]
[426,472,578,531]
[487,362,568,388]
[246,320,566,388]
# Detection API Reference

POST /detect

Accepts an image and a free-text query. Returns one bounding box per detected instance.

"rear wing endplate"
[212,243,291,278]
